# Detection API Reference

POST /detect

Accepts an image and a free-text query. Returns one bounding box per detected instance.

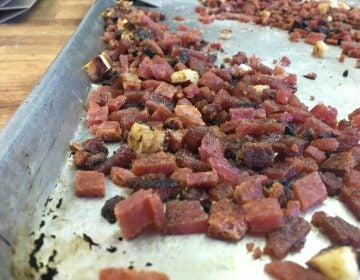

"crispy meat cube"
[114,189,164,240]
[242,142,274,169]
[164,200,208,234]
[340,187,360,220]
[264,216,311,259]
[243,198,284,233]
[132,152,176,176]
[293,172,327,211]
[320,152,355,176]
[186,171,218,188]
[110,167,136,187]
[207,198,247,241]
[95,121,122,142]
[75,170,105,197]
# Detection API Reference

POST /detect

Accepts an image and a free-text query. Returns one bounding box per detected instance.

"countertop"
[0,0,94,129]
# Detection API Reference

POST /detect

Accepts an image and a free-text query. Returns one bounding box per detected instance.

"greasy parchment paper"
[11,0,360,279]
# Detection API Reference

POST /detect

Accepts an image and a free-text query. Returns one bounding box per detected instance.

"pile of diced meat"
[70,1,360,279]
[197,0,360,60]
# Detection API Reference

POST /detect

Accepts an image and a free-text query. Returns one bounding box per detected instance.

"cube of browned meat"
[186,171,218,188]
[154,82,178,101]
[242,142,274,169]
[319,172,343,196]
[95,121,122,142]
[164,200,208,234]
[208,183,234,201]
[234,176,266,204]
[75,170,105,197]
[264,216,311,259]
[243,198,284,233]
[174,104,205,128]
[207,198,247,241]
[115,189,164,240]
[110,167,136,187]
[320,152,355,176]
[132,152,176,176]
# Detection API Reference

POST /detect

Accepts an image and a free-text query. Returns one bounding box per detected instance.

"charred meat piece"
[264,216,311,259]
[101,195,125,224]
[312,211,360,248]
[207,198,247,241]
[126,173,181,201]
[242,142,274,169]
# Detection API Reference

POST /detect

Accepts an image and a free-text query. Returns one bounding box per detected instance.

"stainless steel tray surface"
[1,0,360,279]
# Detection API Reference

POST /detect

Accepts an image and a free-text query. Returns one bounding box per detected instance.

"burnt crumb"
[136,28,151,40]
[146,262,153,267]
[114,30,122,40]
[55,198,62,209]
[50,235,56,239]
[40,267,58,280]
[128,265,134,270]
[123,250,127,254]
[179,48,190,64]
[118,237,123,241]
[44,197,53,207]
[39,220,45,228]
[106,246,117,253]
[52,215,58,220]
[319,131,336,138]
[29,233,45,271]
[284,124,296,136]
[48,250,57,263]
[343,69,349,77]
[29,232,35,236]
[101,195,125,224]
[303,72,317,80]
[82,234,100,249]
[309,95,315,101]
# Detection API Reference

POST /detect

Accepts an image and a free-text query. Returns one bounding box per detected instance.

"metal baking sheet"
[1,0,360,279]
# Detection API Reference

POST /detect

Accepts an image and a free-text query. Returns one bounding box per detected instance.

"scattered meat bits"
[69,1,360,275]
[252,247,262,260]
[303,73,317,80]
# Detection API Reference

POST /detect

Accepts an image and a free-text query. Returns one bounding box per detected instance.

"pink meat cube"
[234,176,266,204]
[229,107,256,120]
[344,169,360,188]
[208,157,247,186]
[174,104,205,128]
[95,121,122,142]
[293,172,327,211]
[75,170,105,197]
[165,200,208,234]
[87,105,108,127]
[114,189,164,240]
[110,167,136,187]
[198,133,223,161]
[186,170,218,188]
[132,152,177,176]
[243,198,284,233]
